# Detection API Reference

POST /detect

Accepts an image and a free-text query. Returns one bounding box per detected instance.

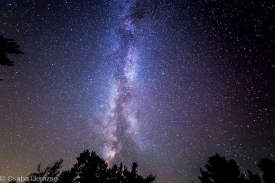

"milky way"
[102,1,144,164]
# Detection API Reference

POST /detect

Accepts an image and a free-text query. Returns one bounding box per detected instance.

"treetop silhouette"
[199,153,275,183]
[8,151,275,183]
[0,35,23,66]
[25,160,63,183]
[21,149,155,183]
[199,153,246,183]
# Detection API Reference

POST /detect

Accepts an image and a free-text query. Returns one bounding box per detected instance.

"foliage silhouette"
[25,160,63,183]
[9,151,275,183]
[0,35,23,80]
[11,149,154,183]
[198,153,265,183]
[0,35,23,66]
[56,149,155,183]
[257,159,275,183]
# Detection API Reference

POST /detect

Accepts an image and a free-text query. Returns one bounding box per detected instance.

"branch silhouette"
[0,35,23,66]
[0,35,24,81]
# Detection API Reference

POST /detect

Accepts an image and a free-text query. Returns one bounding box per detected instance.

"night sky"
[0,1,274,183]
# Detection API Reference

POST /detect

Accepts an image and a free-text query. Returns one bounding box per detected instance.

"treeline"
[8,150,155,183]
[8,150,275,183]
[199,154,275,183]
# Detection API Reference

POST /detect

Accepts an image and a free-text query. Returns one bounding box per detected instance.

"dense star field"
[0,0,274,183]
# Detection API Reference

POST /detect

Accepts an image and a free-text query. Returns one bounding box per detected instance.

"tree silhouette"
[257,159,275,183]
[57,149,155,183]
[25,160,63,183]
[7,151,275,183]
[198,154,275,183]
[123,162,155,183]
[70,150,108,183]
[108,163,125,183]
[199,154,246,183]
[7,149,154,183]
[0,35,23,66]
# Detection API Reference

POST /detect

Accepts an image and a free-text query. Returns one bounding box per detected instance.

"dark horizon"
[0,1,274,183]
